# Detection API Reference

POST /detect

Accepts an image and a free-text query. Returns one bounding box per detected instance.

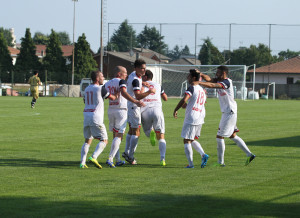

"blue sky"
[1,0,300,55]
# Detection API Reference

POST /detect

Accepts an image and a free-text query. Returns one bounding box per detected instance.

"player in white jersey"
[122,59,156,164]
[79,70,116,169]
[104,66,144,168]
[173,69,209,168]
[197,66,256,166]
[141,70,168,166]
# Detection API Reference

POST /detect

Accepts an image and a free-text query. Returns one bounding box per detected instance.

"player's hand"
[173,110,178,119]
[136,100,145,107]
[149,88,156,94]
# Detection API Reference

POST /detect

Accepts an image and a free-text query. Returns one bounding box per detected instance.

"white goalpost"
[147,64,254,100]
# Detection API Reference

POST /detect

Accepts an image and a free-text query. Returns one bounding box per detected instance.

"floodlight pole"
[99,0,104,72]
[71,0,78,85]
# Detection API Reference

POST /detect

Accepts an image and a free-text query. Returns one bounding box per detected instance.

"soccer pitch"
[0,96,299,217]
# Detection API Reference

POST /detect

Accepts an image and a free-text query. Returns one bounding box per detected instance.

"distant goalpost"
[147,64,255,100]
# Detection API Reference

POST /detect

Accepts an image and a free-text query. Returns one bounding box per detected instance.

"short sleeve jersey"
[83,84,109,126]
[140,81,164,113]
[184,85,206,125]
[29,76,40,87]
[217,78,237,113]
[105,78,127,109]
[127,71,142,108]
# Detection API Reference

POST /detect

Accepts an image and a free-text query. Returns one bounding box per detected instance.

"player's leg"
[191,125,209,168]
[127,107,141,163]
[181,123,195,168]
[80,127,93,168]
[153,110,166,165]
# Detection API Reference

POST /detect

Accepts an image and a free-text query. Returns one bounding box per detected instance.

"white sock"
[184,143,193,166]
[92,141,106,159]
[80,143,90,165]
[159,139,166,161]
[216,138,225,164]
[191,140,205,157]
[108,137,121,162]
[230,136,252,157]
[115,149,121,162]
[124,134,131,155]
[129,135,139,159]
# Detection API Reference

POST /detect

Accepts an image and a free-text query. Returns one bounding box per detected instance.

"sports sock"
[191,140,205,157]
[80,143,90,165]
[92,141,106,159]
[158,139,166,161]
[128,135,139,159]
[108,137,121,162]
[115,149,121,162]
[124,134,131,155]
[216,138,225,164]
[184,143,193,167]
[230,136,252,156]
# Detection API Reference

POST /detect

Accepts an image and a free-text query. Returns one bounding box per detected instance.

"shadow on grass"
[246,136,300,148]
[0,158,77,169]
[0,193,299,217]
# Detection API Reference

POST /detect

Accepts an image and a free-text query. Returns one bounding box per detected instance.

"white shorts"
[128,105,141,129]
[217,112,237,137]
[181,123,203,140]
[83,124,108,141]
[108,108,127,134]
[141,107,165,137]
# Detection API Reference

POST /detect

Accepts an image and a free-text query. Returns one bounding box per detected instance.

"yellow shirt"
[28,75,41,88]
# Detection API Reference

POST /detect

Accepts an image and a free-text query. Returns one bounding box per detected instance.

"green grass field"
[0,96,299,217]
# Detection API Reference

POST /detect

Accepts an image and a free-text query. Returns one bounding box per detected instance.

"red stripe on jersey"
[218,82,225,89]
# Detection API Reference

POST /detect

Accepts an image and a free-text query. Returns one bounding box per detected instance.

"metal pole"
[252,64,256,100]
[71,0,78,85]
[229,23,232,64]
[195,24,197,65]
[100,0,104,72]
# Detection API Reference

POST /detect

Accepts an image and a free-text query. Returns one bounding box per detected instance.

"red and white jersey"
[83,84,110,126]
[127,71,142,108]
[105,78,127,109]
[140,81,164,113]
[184,85,206,125]
[217,78,237,113]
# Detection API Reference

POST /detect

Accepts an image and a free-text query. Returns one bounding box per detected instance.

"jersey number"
[197,91,205,105]
[86,91,94,105]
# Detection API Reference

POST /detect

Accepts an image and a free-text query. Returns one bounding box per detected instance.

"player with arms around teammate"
[28,70,41,108]
[123,59,156,164]
[197,66,255,166]
[141,70,168,166]
[104,66,144,168]
[173,69,209,168]
[79,70,116,169]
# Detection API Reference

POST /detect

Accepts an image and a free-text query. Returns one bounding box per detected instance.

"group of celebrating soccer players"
[79,59,255,169]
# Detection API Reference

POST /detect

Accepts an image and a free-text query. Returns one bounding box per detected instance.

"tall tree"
[74,33,97,84]
[198,37,225,65]
[107,20,137,52]
[278,49,300,60]
[0,32,13,82]
[181,45,191,56]
[0,27,14,47]
[167,45,181,60]
[33,32,49,45]
[43,29,66,83]
[57,31,71,45]
[15,28,41,83]
[137,26,167,54]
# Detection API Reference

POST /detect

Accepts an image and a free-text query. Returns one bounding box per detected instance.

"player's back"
[83,84,105,125]
[141,81,163,112]
[184,85,206,125]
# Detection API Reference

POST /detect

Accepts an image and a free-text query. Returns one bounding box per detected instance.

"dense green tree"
[43,29,67,83]
[74,33,97,84]
[33,32,49,45]
[15,28,41,83]
[137,26,167,54]
[57,31,71,45]
[230,43,275,67]
[278,49,300,60]
[181,45,191,56]
[0,32,13,82]
[0,27,14,47]
[198,37,225,65]
[107,20,137,52]
[167,45,181,60]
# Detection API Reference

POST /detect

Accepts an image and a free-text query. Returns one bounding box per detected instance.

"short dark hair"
[144,70,153,80]
[189,69,200,81]
[33,70,39,75]
[91,70,101,82]
[217,65,229,74]
[134,59,146,68]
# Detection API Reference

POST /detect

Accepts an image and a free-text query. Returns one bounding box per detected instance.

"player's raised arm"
[197,81,223,89]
